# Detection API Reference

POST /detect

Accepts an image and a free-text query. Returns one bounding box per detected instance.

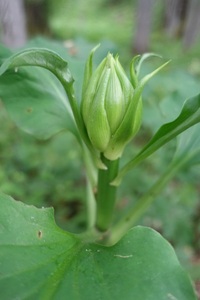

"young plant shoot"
[0,44,199,300]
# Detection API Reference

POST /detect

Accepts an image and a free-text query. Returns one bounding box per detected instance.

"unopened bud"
[81,51,142,160]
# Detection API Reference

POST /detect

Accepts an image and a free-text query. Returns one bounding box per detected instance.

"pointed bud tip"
[106,53,115,67]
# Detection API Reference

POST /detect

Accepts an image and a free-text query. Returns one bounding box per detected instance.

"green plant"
[0,43,200,299]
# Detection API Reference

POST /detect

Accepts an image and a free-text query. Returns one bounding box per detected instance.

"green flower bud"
[81,51,142,161]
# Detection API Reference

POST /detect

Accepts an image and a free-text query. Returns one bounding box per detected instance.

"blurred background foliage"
[0,0,200,291]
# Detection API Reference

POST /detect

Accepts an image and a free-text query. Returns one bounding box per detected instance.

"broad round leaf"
[0,193,196,300]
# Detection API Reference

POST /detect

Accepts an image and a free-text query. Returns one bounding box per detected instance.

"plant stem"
[82,146,97,229]
[86,178,96,229]
[83,146,97,188]
[107,159,184,245]
[96,155,119,232]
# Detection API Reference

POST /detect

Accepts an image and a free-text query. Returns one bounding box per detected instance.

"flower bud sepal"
[81,49,142,161]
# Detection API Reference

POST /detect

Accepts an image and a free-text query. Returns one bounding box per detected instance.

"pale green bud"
[81,51,142,161]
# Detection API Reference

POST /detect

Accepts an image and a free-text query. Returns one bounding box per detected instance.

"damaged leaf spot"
[167,294,178,300]
[26,107,33,113]
[37,230,42,239]
[114,254,133,259]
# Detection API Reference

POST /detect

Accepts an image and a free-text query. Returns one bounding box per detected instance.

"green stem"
[86,177,96,229]
[62,84,89,145]
[96,155,119,231]
[82,146,97,229]
[83,145,97,188]
[107,158,184,245]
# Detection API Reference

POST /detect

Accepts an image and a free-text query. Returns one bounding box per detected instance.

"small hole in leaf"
[38,230,42,239]
[26,107,33,113]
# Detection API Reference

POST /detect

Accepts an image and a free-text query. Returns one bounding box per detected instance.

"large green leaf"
[113,93,200,185]
[0,48,79,140]
[0,193,196,300]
